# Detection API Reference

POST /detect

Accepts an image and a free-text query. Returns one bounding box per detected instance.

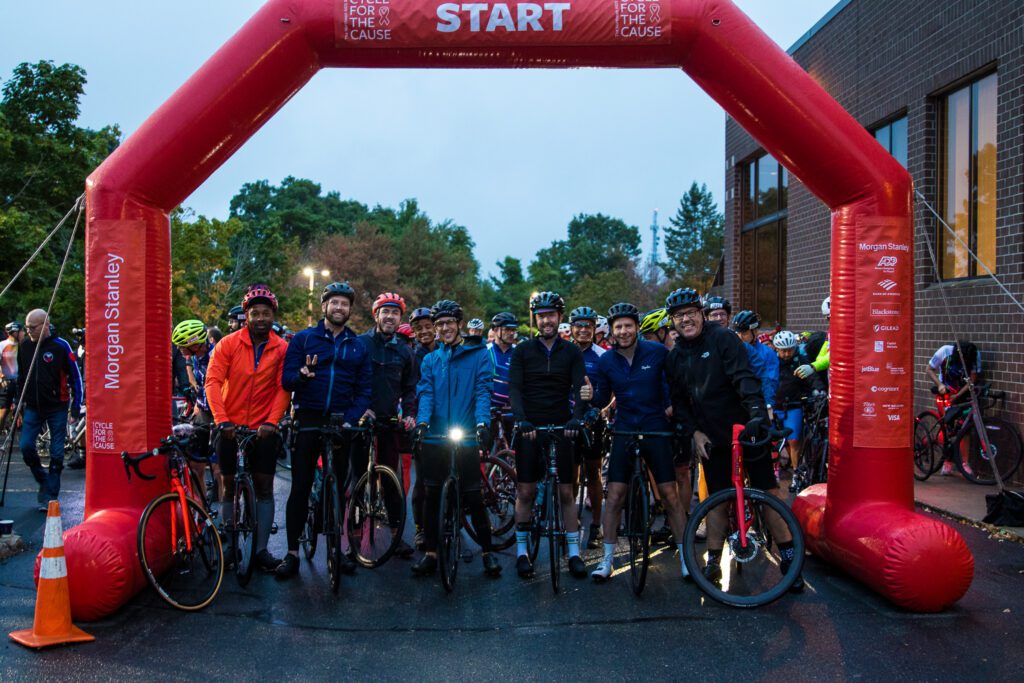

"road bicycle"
[914,384,1022,485]
[682,424,805,608]
[460,419,517,552]
[214,425,264,587]
[607,429,674,596]
[122,425,223,611]
[298,414,364,594]
[791,392,828,493]
[347,417,407,568]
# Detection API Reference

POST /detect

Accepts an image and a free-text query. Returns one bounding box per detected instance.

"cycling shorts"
[778,407,803,441]
[1,380,17,409]
[516,430,576,485]
[607,433,675,485]
[577,422,605,463]
[703,442,778,495]
[418,442,482,491]
[217,431,280,476]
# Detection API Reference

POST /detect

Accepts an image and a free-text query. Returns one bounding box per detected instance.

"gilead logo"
[437,3,572,32]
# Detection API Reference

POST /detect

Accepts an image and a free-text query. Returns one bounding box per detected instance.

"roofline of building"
[787,0,854,55]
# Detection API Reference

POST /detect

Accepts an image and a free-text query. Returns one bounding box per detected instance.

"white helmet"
[595,316,609,336]
[558,322,571,335]
[772,330,799,350]
[821,296,831,317]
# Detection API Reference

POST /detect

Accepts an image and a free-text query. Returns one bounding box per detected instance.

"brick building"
[721,0,1024,442]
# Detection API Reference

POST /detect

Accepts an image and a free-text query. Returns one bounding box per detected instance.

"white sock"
[567,531,580,558]
[678,543,689,577]
[603,542,615,565]
[516,529,529,558]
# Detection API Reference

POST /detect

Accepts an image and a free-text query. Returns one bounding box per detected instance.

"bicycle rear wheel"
[483,456,517,550]
[683,487,804,607]
[138,493,224,611]
[323,474,343,594]
[301,497,319,560]
[232,476,257,586]
[439,477,461,593]
[913,413,938,481]
[963,417,1023,485]
[626,475,650,596]
[347,465,406,568]
[547,476,562,594]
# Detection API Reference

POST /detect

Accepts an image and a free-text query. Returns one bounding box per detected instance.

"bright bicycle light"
[449,427,464,442]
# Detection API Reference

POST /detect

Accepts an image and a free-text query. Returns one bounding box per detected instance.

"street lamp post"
[303,267,330,327]
[529,290,539,336]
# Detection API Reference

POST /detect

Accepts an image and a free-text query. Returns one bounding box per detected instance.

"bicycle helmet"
[639,308,670,334]
[595,316,609,336]
[396,323,415,339]
[321,281,355,304]
[372,291,406,315]
[271,321,285,337]
[558,322,571,335]
[569,306,598,323]
[241,283,278,312]
[607,302,641,325]
[491,312,519,328]
[171,319,208,347]
[467,318,485,332]
[530,291,565,313]
[5,322,23,334]
[431,299,464,322]
[409,307,433,324]
[757,331,775,345]
[227,305,245,321]
[821,296,831,317]
[772,330,798,350]
[665,288,702,314]
[704,296,731,315]
[731,310,760,331]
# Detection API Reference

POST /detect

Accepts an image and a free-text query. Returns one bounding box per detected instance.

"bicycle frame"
[729,424,752,552]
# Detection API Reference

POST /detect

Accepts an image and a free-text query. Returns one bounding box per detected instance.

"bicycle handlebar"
[607,430,675,438]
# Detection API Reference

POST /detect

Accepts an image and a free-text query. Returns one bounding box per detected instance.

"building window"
[940,72,998,279]
[740,153,788,325]
[873,116,908,168]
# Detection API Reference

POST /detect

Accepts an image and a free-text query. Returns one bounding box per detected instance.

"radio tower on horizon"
[647,209,661,284]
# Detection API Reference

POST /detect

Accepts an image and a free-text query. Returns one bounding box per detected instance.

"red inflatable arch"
[70,0,972,618]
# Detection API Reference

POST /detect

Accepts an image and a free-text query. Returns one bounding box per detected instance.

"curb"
[915,500,1024,546]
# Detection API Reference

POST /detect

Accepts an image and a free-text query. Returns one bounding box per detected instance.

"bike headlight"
[449,427,464,442]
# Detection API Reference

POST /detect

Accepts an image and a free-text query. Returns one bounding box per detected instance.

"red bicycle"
[682,424,804,607]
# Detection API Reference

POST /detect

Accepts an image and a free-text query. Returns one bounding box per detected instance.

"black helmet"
[5,322,23,334]
[569,306,598,323]
[731,310,760,331]
[228,305,245,321]
[491,312,519,328]
[409,307,433,324]
[530,291,565,313]
[665,288,702,314]
[321,281,355,304]
[431,299,464,322]
[704,296,731,315]
[607,302,640,324]
[271,321,284,336]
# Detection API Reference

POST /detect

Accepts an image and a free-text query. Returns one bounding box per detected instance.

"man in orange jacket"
[206,283,291,572]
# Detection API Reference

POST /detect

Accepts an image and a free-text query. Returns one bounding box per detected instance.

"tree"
[483,256,533,321]
[170,209,244,325]
[570,261,652,314]
[661,182,724,292]
[230,176,369,244]
[527,213,641,295]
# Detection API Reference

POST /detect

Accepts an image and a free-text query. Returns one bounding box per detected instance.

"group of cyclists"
[167,279,844,592]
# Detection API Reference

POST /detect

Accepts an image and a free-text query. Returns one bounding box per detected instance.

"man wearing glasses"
[17,309,83,511]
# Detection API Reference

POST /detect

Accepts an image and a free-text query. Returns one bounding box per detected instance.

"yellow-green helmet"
[639,308,670,334]
[172,319,208,347]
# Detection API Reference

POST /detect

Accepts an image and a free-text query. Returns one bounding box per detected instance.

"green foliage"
[527,213,641,296]
[482,256,533,322]
[660,182,724,292]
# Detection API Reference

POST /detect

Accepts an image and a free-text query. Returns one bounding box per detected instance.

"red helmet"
[372,292,406,316]
[242,284,278,312]
[396,323,415,339]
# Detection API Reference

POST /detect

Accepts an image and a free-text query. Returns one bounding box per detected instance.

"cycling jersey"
[744,340,779,407]
[17,335,83,417]
[486,341,515,410]
[776,350,824,407]
[282,320,372,423]
[578,342,606,398]
[591,339,671,432]
[0,338,17,380]
[414,342,436,372]
[811,336,829,373]
[185,342,214,411]
[508,336,586,426]
[929,344,981,392]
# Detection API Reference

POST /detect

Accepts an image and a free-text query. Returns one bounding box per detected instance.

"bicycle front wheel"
[547,476,562,594]
[138,493,224,611]
[347,465,405,568]
[323,474,344,594]
[963,417,1023,485]
[232,476,257,586]
[626,476,650,596]
[913,416,936,481]
[683,487,805,608]
[483,456,517,550]
[439,478,461,593]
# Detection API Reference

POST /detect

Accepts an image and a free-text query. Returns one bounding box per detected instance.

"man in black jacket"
[509,291,588,579]
[18,309,83,511]
[358,292,419,558]
[664,289,803,591]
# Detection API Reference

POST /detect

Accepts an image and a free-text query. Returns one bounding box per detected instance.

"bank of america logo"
[878,279,897,291]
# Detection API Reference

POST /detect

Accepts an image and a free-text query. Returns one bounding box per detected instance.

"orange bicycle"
[122,424,224,610]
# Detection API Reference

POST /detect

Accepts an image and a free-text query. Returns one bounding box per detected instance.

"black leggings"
[423,486,492,553]
[285,424,357,552]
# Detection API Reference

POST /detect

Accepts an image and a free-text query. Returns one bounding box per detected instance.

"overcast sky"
[1,1,839,276]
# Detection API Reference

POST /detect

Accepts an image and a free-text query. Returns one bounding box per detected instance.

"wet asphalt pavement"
[1,458,1023,681]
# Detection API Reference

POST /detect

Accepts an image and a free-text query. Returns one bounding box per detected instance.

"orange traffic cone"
[9,501,95,649]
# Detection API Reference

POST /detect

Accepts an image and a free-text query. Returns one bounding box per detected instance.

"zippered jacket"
[206,328,290,428]
[745,340,779,407]
[359,328,417,420]
[416,341,491,436]
[508,336,586,426]
[283,320,372,424]
[17,335,82,416]
[592,339,671,432]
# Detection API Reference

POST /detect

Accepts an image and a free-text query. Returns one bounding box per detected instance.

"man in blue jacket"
[411,299,501,578]
[731,310,778,413]
[589,302,689,582]
[276,281,373,580]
